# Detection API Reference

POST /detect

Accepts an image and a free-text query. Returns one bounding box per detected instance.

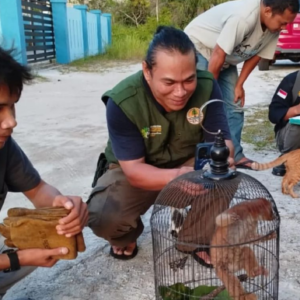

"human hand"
[295,103,300,115]
[17,247,69,267]
[234,84,245,107]
[176,166,194,178]
[174,167,208,196]
[228,157,235,169]
[53,195,88,237]
[178,180,209,197]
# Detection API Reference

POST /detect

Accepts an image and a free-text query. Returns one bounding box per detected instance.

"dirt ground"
[1,60,300,300]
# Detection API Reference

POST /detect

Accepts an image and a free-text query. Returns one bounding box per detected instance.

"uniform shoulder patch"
[277,89,287,99]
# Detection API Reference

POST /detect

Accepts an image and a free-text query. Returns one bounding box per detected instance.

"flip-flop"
[235,159,256,170]
[191,247,213,269]
[109,245,138,260]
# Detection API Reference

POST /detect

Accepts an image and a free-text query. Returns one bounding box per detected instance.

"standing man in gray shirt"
[185,0,298,169]
[0,48,88,299]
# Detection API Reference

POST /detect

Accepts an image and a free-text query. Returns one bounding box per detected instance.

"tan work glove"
[0,207,86,260]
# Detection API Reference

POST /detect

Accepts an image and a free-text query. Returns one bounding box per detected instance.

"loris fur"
[210,198,277,300]
[251,149,300,198]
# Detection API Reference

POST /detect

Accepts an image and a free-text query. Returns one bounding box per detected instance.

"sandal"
[109,245,138,260]
[235,159,255,170]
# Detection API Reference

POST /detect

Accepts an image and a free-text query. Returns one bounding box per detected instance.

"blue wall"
[87,12,98,56]
[0,0,27,64]
[67,7,84,61]
[0,0,112,64]
[100,14,109,53]
[50,1,112,63]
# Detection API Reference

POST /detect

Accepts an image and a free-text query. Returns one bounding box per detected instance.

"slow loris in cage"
[251,149,300,198]
[210,198,277,300]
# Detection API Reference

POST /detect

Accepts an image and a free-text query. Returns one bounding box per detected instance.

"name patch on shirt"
[141,125,162,139]
[277,89,287,99]
[150,125,162,137]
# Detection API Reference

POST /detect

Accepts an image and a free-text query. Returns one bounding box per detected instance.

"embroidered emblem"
[150,125,162,137]
[141,127,149,139]
[187,107,201,125]
[141,126,162,138]
[277,89,287,99]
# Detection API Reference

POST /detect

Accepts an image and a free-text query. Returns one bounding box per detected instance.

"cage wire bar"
[151,131,280,300]
[151,173,280,300]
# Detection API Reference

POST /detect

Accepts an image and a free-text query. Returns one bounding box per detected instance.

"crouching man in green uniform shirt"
[88,26,234,265]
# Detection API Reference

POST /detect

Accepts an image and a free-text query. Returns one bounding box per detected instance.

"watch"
[2,249,20,273]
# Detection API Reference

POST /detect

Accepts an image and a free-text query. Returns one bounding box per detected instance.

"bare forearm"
[283,105,300,121]
[24,180,61,208]
[208,59,223,79]
[0,254,10,270]
[208,46,226,79]
[236,55,261,87]
[125,164,181,191]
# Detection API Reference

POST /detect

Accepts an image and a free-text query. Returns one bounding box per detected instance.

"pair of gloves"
[0,207,86,260]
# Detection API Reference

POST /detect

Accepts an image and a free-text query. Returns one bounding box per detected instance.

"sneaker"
[272,163,286,176]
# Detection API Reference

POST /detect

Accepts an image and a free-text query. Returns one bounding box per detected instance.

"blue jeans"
[197,53,245,162]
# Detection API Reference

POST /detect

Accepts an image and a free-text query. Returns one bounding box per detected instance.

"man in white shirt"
[185,0,298,169]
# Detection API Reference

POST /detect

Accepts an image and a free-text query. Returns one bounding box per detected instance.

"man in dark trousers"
[269,70,300,176]
[185,0,299,168]
[88,26,234,266]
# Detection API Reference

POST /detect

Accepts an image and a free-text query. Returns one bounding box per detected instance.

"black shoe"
[272,163,286,176]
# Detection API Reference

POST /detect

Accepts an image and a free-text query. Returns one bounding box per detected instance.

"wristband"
[2,249,20,273]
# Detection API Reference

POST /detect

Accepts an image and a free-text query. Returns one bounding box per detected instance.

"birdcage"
[150,131,280,300]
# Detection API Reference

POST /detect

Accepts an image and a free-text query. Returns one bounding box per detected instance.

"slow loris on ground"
[210,198,277,300]
[251,149,300,198]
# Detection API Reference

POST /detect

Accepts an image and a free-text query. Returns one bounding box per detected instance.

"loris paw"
[252,266,269,277]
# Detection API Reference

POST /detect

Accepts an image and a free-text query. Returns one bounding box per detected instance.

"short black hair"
[263,0,299,14]
[0,48,33,96]
[145,26,198,70]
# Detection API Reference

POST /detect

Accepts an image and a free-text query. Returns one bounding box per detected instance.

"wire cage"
[150,133,280,300]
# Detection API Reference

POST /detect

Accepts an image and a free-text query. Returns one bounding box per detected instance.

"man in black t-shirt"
[0,49,88,298]
[269,70,300,176]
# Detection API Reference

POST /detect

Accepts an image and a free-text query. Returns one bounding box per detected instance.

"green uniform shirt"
[103,70,213,168]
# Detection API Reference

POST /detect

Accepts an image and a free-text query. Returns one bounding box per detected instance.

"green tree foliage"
[165,0,228,28]
[86,0,229,28]
[76,0,230,60]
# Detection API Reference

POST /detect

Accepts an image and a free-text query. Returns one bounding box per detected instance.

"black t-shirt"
[269,71,300,133]
[106,78,231,161]
[0,137,41,210]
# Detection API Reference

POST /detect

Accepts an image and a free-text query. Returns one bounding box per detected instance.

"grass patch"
[242,105,276,150]
[69,35,149,72]
[102,35,149,61]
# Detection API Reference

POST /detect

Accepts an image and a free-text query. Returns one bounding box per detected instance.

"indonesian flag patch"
[277,89,287,99]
